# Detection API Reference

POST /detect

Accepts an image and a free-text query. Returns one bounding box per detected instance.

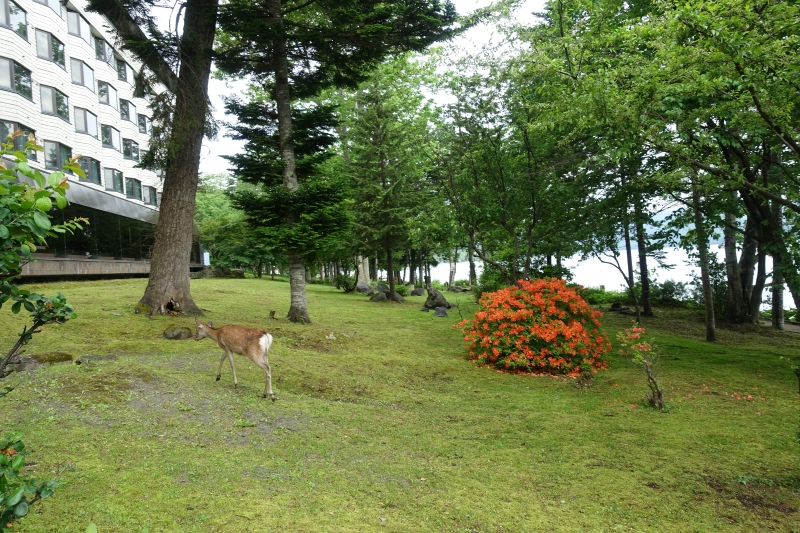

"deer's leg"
[227,349,238,388]
[253,355,275,401]
[216,352,227,381]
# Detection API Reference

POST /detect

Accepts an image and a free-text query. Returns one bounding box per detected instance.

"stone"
[453,285,466,293]
[75,354,118,365]
[376,282,391,295]
[434,307,448,317]
[163,327,193,340]
[369,292,387,302]
[410,287,425,296]
[419,307,430,312]
[423,287,451,309]
[356,281,372,295]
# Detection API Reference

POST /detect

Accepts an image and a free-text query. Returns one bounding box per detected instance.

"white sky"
[198,0,546,175]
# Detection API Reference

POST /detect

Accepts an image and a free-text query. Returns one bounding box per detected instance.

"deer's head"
[194,319,214,341]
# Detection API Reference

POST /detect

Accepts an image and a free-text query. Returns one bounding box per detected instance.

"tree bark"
[739,215,758,309]
[749,245,766,325]
[138,0,219,316]
[623,223,641,322]
[468,247,477,286]
[723,213,748,323]
[269,0,310,323]
[692,179,717,341]
[771,204,784,330]
[386,247,400,302]
[634,203,653,316]
[448,249,457,288]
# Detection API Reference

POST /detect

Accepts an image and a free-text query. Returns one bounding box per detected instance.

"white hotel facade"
[1,0,202,277]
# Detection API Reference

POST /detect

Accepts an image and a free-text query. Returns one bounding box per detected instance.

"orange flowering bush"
[456,278,611,376]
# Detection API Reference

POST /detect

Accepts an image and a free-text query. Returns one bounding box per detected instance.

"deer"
[194,319,277,401]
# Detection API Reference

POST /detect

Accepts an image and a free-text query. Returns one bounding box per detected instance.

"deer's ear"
[194,318,201,326]
[207,321,213,328]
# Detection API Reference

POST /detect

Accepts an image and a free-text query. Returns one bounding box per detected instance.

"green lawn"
[2,277,799,532]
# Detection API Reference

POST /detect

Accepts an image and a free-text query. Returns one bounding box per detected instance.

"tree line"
[93,0,799,336]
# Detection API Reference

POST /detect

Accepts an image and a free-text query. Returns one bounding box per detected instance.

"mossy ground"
[1,277,799,532]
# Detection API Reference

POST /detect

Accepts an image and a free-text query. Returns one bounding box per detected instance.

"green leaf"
[47,171,64,188]
[13,500,28,517]
[11,455,24,470]
[0,225,8,239]
[32,211,51,230]
[33,171,46,189]
[55,194,67,209]
[86,523,98,533]
[7,487,24,506]
[35,196,53,213]
[11,301,21,314]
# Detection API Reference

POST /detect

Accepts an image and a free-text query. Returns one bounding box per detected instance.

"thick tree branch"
[87,0,178,93]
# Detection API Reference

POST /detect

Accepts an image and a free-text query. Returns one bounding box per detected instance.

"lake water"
[427,246,791,309]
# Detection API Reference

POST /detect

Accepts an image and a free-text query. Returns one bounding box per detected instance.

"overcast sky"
[197,0,546,175]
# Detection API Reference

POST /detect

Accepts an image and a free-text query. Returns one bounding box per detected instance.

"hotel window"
[98,81,118,109]
[125,177,142,200]
[143,185,158,206]
[0,119,36,159]
[0,58,32,99]
[94,38,115,67]
[74,108,98,137]
[101,125,121,151]
[36,30,66,68]
[43,141,71,170]
[104,168,124,193]
[41,86,70,121]
[77,156,102,184]
[1,0,27,39]
[120,99,136,122]
[67,10,92,45]
[137,115,150,134]
[116,60,135,83]
[123,139,139,161]
[33,0,61,17]
[70,58,94,90]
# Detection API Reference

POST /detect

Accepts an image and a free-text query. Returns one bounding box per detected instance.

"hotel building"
[1,0,202,277]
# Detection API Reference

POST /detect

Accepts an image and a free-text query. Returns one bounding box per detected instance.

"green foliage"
[0,135,84,283]
[0,434,57,532]
[616,324,666,410]
[1,132,83,376]
[578,286,630,306]
[334,274,356,293]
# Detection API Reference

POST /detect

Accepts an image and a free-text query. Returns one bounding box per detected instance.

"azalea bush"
[457,278,611,376]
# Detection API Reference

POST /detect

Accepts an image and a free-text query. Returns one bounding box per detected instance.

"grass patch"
[1,278,799,532]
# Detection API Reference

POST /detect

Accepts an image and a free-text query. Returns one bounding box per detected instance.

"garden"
[1,276,799,532]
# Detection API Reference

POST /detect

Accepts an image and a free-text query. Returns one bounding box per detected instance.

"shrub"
[457,278,611,376]
[394,284,410,297]
[617,324,665,410]
[1,434,58,531]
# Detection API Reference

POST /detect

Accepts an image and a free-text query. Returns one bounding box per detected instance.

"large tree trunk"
[386,247,401,302]
[356,255,370,285]
[623,223,642,322]
[692,179,717,341]
[468,247,477,286]
[138,0,219,316]
[772,256,785,330]
[634,204,653,316]
[739,215,758,310]
[723,213,748,323]
[749,245,767,324]
[771,204,784,330]
[270,0,309,323]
